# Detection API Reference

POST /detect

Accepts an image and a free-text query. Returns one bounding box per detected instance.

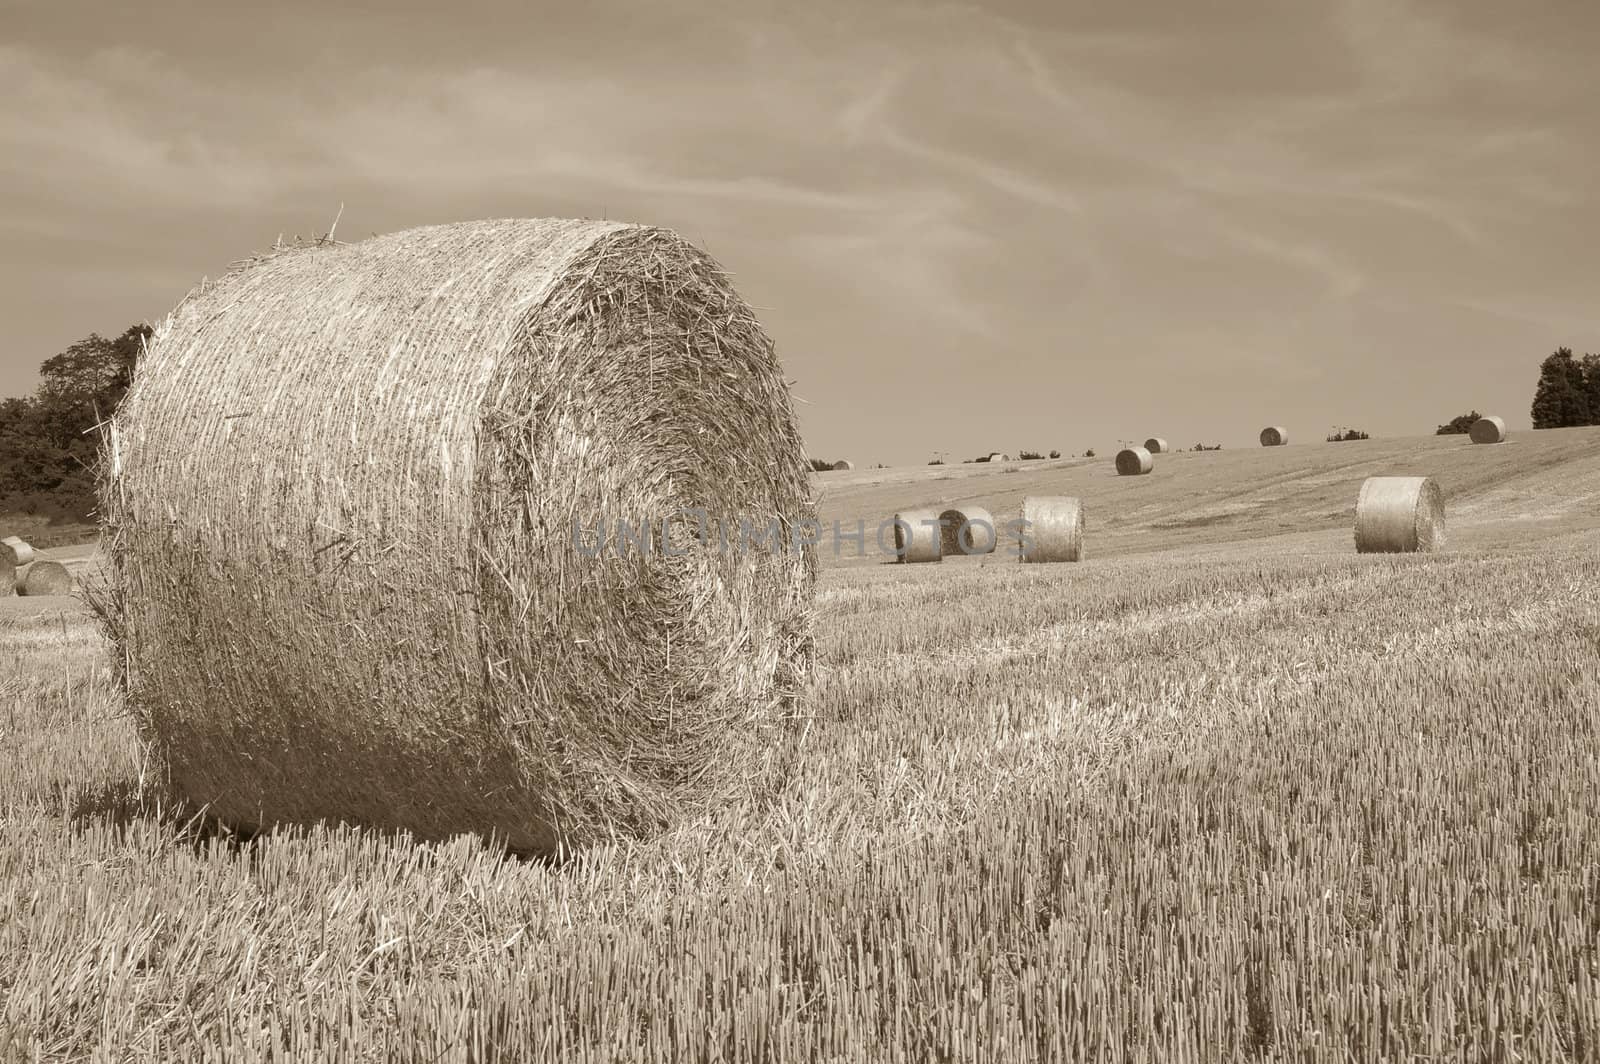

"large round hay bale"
[1143,437,1168,455]
[937,505,996,556]
[2,536,34,566]
[892,508,943,563]
[987,452,1008,463]
[1115,447,1154,476]
[1354,476,1444,554]
[1469,416,1506,444]
[0,549,12,596]
[97,218,816,856]
[832,459,854,471]
[19,560,73,596]
[1260,426,1288,447]
[1020,496,1084,563]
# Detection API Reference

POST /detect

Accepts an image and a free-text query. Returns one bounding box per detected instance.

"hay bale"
[1020,496,1084,563]
[1,536,34,566]
[937,505,996,556]
[1115,447,1154,476]
[1354,476,1445,554]
[1469,416,1506,444]
[0,549,12,596]
[1143,437,1168,454]
[1260,426,1288,447]
[892,508,943,563]
[987,452,1008,463]
[19,560,72,596]
[832,459,854,471]
[97,218,816,856]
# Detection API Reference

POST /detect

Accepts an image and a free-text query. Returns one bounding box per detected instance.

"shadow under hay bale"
[1260,426,1288,447]
[1354,475,1445,554]
[97,218,816,858]
[937,505,996,556]
[19,559,72,596]
[1115,447,1154,476]
[1019,496,1084,563]
[1469,416,1507,444]
[1144,437,1168,455]
[892,508,943,563]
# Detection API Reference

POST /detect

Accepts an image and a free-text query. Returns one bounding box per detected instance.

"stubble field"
[3,427,1599,1061]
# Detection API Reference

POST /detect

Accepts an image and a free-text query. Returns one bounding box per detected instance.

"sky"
[3,0,1597,465]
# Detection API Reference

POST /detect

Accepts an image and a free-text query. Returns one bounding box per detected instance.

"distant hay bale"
[987,452,1008,463]
[1143,437,1168,454]
[1115,447,1154,476]
[1,536,34,566]
[937,505,996,556]
[19,560,72,596]
[892,508,943,564]
[1020,496,1084,563]
[95,218,816,857]
[1354,476,1445,554]
[1260,426,1288,447]
[1469,416,1506,444]
[832,459,854,471]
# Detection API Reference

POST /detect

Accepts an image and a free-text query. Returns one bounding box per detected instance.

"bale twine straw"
[832,459,854,471]
[1354,476,1445,554]
[1143,437,1168,454]
[1469,416,1506,444]
[1115,447,1154,476]
[937,505,996,556]
[1260,426,1288,447]
[2,536,34,567]
[1019,496,1084,563]
[95,218,817,856]
[892,508,943,564]
[20,560,72,596]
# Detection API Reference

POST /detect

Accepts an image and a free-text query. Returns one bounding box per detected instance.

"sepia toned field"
[3,428,1600,1061]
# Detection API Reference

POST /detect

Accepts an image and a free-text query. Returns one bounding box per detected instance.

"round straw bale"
[937,505,996,556]
[892,508,943,563]
[1354,476,1445,554]
[832,459,854,470]
[1020,496,1084,563]
[19,559,72,596]
[1469,416,1506,444]
[1115,447,1154,476]
[0,550,12,596]
[1,536,34,566]
[1143,437,1168,454]
[987,452,1008,463]
[97,218,816,856]
[1260,426,1288,447]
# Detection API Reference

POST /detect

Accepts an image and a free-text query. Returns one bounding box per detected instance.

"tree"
[1435,410,1482,435]
[1584,354,1600,427]
[1326,427,1370,442]
[1531,347,1590,429]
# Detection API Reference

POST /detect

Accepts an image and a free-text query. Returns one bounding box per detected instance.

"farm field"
[3,428,1600,1060]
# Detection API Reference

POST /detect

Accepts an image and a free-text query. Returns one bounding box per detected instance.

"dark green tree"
[1583,353,1600,427]
[1435,410,1482,435]
[1531,347,1589,429]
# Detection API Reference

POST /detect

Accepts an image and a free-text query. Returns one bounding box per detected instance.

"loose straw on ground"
[95,218,817,857]
[1354,475,1445,554]
[1019,496,1084,563]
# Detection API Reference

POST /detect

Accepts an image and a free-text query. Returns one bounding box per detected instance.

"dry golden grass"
[4,433,1600,1060]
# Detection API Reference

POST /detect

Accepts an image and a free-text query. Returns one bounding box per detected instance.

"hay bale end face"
[1143,437,1168,455]
[1260,426,1288,447]
[831,459,854,471]
[987,452,1008,463]
[98,218,816,856]
[2,536,34,567]
[893,508,943,563]
[1469,416,1506,444]
[1020,496,1084,563]
[937,505,996,556]
[1115,447,1154,476]
[1354,475,1445,554]
[19,559,72,596]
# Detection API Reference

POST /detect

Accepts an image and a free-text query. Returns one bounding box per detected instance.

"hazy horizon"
[4,0,1597,465]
